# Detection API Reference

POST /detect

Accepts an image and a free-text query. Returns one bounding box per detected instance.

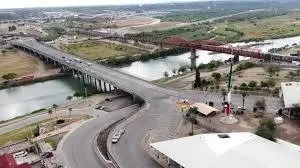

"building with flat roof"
[150,132,300,168]
[280,82,300,118]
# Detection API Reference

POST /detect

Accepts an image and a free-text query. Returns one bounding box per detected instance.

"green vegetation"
[198,60,222,70]
[2,73,17,80]
[0,108,46,127]
[38,27,66,42]
[255,118,277,142]
[138,9,300,43]
[0,119,51,147]
[235,62,256,72]
[101,48,189,67]
[8,25,16,32]
[213,10,300,42]
[61,41,147,61]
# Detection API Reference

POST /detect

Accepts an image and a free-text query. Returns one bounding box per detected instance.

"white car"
[111,129,125,144]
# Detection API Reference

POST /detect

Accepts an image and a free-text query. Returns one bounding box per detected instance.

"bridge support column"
[99,80,103,92]
[190,48,197,70]
[233,55,239,63]
[103,82,107,92]
[159,43,164,51]
[114,86,117,95]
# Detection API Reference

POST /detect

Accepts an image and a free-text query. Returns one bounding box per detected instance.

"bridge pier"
[159,43,164,51]
[134,39,139,46]
[233,55,239,63]
[190,48,198,70]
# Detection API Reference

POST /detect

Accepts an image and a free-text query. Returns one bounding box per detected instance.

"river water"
[1,36,300,121]
[118,36,300,81]
[0,77,88,121]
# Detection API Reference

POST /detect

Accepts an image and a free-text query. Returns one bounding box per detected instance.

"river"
[118,36,300,81]
[1,36,300,121]
[0,77,89,121]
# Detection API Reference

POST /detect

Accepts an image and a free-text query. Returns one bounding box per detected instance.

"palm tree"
[221,89,227,102]
[68,108,72,120]
[187,107,198,135]
[52,104,58,120]
[241,91,248,109]
[48,109,53,118]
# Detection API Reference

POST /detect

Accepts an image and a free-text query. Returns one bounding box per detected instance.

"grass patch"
[61,41,147,61]
[213,11,300,42]
[0,119,52,147]
[0,108,47,127]
[44,133,64,150]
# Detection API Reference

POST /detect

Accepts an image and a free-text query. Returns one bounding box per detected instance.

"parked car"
[105,98,112,101]
[41,152,53,159]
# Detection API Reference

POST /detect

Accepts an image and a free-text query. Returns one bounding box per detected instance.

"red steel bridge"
[87,31,299,63]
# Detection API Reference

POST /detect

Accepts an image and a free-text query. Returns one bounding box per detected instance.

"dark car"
[105,98,112,101]
[41,152,53,159]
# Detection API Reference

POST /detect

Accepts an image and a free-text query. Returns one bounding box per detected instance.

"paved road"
[11,39,282,168]
[59,105,139,168]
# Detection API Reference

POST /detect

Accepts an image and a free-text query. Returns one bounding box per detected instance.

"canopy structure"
[191,103,219,116]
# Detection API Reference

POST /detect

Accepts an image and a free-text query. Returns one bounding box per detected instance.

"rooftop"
[150,132,300,168]
[281,82,300,108]
[191,102,219,116]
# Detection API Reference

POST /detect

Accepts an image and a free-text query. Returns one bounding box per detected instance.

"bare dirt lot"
[0,50,45,80]
[221,67,294,88]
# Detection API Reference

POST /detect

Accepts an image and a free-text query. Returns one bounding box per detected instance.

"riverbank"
[0,73,71,90]
[100,48,190,67]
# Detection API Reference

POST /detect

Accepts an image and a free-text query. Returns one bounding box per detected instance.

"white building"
[280,82,300,118]
[150,132,300,168]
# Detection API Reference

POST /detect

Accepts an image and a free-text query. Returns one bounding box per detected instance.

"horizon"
[0,0,260,10]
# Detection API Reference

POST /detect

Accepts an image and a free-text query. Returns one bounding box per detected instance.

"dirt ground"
[0,50,46,80]
[278,119,300,145]
[221,67,293,88]
[114,17,159,28]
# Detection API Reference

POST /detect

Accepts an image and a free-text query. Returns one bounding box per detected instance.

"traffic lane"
[111,99,180,168]
[111,114,162,168]
[62,105,139,168]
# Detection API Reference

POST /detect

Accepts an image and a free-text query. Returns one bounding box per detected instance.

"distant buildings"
[280,82,300,118]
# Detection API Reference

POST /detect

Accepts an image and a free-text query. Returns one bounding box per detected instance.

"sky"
[0,0,208,9]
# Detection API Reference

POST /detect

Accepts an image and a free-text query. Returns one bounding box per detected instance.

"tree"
[66,96,73,101]
[194,68,201,88]
[163,71,169,78]
[8,25,16,31]
[68,108,72,119]
[187,107,198,135]
[241,91,248,109]
[288,71,296,80]
[212,72,222,83]
[48,109,53,118]
[2,73,17,80]
[233,86,238,93]
[267,65,280,77]
[52,104,58,120]
[221,89,227,102]
[178,66,187,73]
[1,50,7,55]
[254,99,266,112]
[172,69,177,75]
[265,78,275,89]
[248,81,257,88]
[255,119,277,142]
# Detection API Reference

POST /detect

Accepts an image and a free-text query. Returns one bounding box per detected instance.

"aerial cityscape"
[1,0,300,168]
